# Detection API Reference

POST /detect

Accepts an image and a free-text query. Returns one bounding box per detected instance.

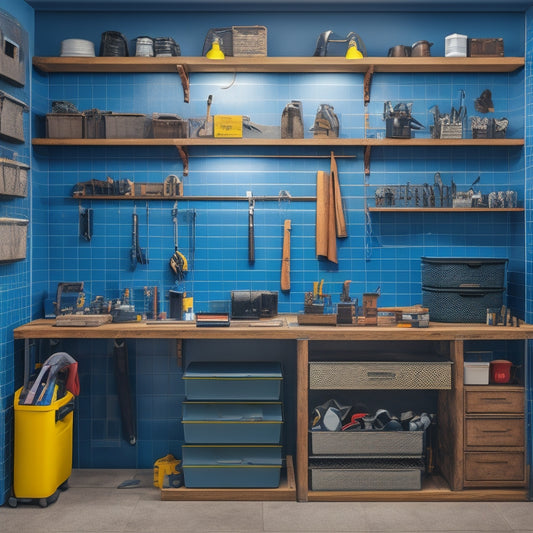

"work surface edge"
[13,318,533,341]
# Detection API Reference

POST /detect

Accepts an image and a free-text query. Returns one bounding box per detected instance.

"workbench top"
[13,318,533,341]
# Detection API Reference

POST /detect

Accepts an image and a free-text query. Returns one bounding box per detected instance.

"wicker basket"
[0,91,28,143]
[232,26,267,57]
[46,113,84,139]
[0,158,28,197]
[0,217,28,262]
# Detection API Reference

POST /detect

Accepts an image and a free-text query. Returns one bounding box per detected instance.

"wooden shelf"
[33,56,525,74]
[32,137,525,147]
[369,207,525,212]
[73,195,316,202]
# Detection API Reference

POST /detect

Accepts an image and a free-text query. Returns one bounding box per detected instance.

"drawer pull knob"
[367,371,396,379]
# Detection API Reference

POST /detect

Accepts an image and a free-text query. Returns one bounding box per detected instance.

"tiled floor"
[1,469,533,532]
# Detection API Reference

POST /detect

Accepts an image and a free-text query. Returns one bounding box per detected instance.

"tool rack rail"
[13,318,533,502]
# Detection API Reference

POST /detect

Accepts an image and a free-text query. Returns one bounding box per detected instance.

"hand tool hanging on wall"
[281,219,291,291]
[247,191,255,264]
[330,151,347,238]
[113,339,136,446]
[130,207,148,271]
[197,94,213,137]
[170,201,188,280]
[315,170,338,264]
[78,205,93,241]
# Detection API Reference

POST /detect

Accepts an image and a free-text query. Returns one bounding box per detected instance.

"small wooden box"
[468,38,504,57]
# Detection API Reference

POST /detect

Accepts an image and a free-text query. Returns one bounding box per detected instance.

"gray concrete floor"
[1,469,533,532]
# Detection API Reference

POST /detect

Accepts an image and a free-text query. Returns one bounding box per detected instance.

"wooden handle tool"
[331,151,347,238]
[315,170,329,258]
[281,219,291,291]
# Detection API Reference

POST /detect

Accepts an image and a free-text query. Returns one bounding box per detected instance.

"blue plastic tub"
[183,362,282,400]
[182,445,282,488]
[182,401,283,443]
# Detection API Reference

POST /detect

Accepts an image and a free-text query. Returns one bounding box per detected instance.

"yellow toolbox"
[10,387,74,507]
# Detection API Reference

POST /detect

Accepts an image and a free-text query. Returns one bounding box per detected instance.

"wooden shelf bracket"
[175,145,189,176]
[176,65,190,103]
[364,145,372,175]
[364,66,374,105]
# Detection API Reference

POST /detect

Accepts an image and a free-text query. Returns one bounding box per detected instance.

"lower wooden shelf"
[160,455,296,501]
[306,474,529,502]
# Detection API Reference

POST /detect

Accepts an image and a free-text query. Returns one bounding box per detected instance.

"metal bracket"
[176,65,190,103]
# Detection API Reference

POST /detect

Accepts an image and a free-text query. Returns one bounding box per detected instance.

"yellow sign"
[214,115,243,138]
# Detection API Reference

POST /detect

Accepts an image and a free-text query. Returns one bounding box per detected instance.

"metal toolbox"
[421,257,507,289]
[183,362,282,400]
[0,91,27,143]
[182,445,282,488]
[0,217,28,262]
[422,286,504,323]
[182,401,283,444]
[0,157,28,197]
[309,458,424,491]
[309,361,452,390]
[468,38,504,57]
[152,113,188,138]
[310,430,425,456]
[46,113,84,138]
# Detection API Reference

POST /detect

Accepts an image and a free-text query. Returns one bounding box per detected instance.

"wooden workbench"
[14,318,533,502]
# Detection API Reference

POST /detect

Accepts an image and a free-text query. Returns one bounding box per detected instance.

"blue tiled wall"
[0,7,525,475]
[0,3,33,506]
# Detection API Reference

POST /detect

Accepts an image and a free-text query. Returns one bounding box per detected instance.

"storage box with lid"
[421,257,507,323]
[0,157,28,197]
[183,362,282,400]
[181,445,282,488]
[182,401,283,443]
[0,90,28,143]
[152,113,188,138]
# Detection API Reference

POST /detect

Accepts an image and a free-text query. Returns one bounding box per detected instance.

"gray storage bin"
[421,257,507,289]
[182,401,283,443]
[310,430,425,456]
[0,217,28,262]
[46,113,84,138]
[184,362,282,400]
[182,445,282,488]
[0,157,28,197]
[0,91,27,143]
[422,286,504,323]
[309,361,452,390]
[104,113,149,138]
[309,458,424,491]
[152,113,188,138]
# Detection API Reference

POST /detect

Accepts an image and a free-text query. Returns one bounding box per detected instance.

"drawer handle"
[474,460,509,465]
[481,429,509,433]
[480,398,510,402]
[367,371,396,380]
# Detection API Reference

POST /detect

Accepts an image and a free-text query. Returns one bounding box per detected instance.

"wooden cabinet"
[463,386,526,488]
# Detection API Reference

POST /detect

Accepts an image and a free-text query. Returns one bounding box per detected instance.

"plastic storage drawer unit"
[183,362,282,400]
[182,445,282,488]
[182,401,283,443]
[12,388,74,505]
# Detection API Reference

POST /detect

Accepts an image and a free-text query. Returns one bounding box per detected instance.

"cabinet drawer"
[464,452,525,483]
[309,361,451,390]
[465,418,524,447]
[465,389,524,414]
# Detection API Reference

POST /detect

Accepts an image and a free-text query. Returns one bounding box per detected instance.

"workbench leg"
[296,339,309,502]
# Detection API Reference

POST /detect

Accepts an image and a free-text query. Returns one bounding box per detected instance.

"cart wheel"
[38,498,48,508]
[7,497,17,508]
[59,479,69,491]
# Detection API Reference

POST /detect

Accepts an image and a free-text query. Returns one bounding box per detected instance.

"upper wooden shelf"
[369,207,525,212]
[32,56,525,74]
[31,137,524,147]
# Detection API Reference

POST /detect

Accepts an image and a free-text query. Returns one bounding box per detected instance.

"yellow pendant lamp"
[345,39,363,59]
[206,37,225,60]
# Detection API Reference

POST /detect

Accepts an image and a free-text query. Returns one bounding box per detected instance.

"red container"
[490,360,512,384]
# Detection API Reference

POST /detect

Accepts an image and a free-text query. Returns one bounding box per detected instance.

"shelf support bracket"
[175,145,189,176]
[364,145,371,176]
[364,66,374,105]
[176,65,190,103]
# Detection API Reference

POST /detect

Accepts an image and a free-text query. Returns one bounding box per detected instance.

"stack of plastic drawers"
[181,362,283,488]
